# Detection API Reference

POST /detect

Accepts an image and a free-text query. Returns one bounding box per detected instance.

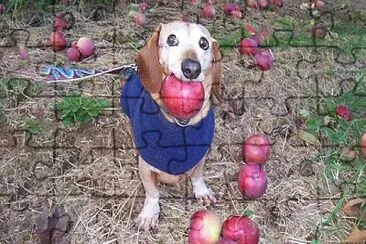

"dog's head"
[136,21,222,107]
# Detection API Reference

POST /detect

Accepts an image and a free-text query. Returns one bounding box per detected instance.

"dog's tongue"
[160,74,204,121]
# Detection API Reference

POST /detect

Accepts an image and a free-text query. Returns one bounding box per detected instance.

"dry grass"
[1,0,365,243]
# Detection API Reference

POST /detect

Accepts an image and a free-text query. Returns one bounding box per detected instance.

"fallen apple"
[315,0,324,10]
[49,31,67,51]
[239,38,258,56]
[75,37,95,58]
[188,209,221,244]
[139,1,148,12]
[221,215,260,244]
[335,105,352,121]
[160,74,204,120]
[217,237,236,244]
[0,4,5,13]
[54,13,68,31]
[223,3,243,16]
[242,134,271,164]
[66,47,81,62]
[247,0,257,9]
[134,12,146,26]
[269,0,283,7]
[202,3,216,19]
[254,50,274,71]
[238,163,267,199]
[258,0,269,10]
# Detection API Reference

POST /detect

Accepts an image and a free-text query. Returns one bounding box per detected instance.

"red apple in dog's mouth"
[160,74,204,120]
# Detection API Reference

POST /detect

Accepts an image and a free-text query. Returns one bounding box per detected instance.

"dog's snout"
[181,58,201,80]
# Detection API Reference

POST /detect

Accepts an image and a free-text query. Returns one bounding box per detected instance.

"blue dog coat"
[121,73,215,175]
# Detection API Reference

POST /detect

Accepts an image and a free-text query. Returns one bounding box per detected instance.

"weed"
[301,73,366,236]
[55,92,111,125]
[24,118,41,135]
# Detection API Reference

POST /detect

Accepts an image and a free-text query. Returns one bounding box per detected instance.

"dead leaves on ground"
[343,198,366,243]
[35,205,72,244]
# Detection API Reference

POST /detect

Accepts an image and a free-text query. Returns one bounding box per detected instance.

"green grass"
[55,92,111,125]
[301,72,366,239]
[24,118,41,135]
[0,77,43,102]
[267,15,366,57]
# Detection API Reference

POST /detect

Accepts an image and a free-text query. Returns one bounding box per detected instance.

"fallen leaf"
[345,227,366,243]
[340,147,359,162]
[343,198,366,221]
[297,130,321,146]
[36,205,72,244]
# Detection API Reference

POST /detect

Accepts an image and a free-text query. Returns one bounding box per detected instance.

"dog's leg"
[136,156,160,231]
[190,158,217,205]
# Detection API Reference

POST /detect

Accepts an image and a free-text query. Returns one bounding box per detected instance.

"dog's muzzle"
[181,58,201,80]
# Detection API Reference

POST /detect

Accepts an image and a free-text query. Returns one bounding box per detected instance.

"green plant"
[55,92,111,125]
[24,118,41,135]
[300,73,366,238]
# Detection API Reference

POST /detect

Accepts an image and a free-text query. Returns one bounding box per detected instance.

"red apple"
[76,37,95,58]
[49,31,67,51]
[258,0,269,10]
[134,13,146,26]
[202,4,216,19]
[242,134,271,164]
[217,237,236,244]
[221,215,260,243]
[269,0,283,7]
[239,38,258,56]
[188,210,221,244]
[139,1,148,12]
[238,163,267,199]
[54,13,68,31]
[360,133,366,158]
[0,4,5,13]
[160,74,204,120]
[315,0,324,10]
[66,47,81,62]
[247,0,257,9]
[254,50,274,71]
[189,0,199,5]
[335,105,352,121]
[223,3,236,15]
[223,3,243,16]
[231,10,242,18]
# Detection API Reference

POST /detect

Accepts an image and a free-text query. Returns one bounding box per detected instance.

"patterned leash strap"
[40,63,138,83]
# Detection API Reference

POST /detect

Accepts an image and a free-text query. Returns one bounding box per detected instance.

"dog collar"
[160,106,191,127]
[174,118,191,127]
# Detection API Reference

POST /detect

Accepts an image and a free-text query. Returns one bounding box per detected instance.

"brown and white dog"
[122,21,222,231]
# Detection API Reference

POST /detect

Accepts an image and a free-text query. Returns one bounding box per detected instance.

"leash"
[40,63,138,83]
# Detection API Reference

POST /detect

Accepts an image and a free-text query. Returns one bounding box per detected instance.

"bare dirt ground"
[0,0,365,243]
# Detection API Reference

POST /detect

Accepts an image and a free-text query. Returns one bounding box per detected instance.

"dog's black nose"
[181,58,201,80]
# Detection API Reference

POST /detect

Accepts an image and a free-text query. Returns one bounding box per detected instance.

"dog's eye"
[199,37,209,50]
[167,34,179,46]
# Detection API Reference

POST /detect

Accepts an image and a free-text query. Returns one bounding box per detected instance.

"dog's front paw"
[193,182,217,205]
[135,198,160,232]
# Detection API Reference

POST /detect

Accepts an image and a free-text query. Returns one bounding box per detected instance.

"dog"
[120,21,222,231]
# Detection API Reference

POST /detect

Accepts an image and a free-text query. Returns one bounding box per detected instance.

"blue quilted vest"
[120,73,214,175]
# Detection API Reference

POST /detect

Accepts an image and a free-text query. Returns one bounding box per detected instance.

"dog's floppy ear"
[135,24,164,93]
[210,40,222,105]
